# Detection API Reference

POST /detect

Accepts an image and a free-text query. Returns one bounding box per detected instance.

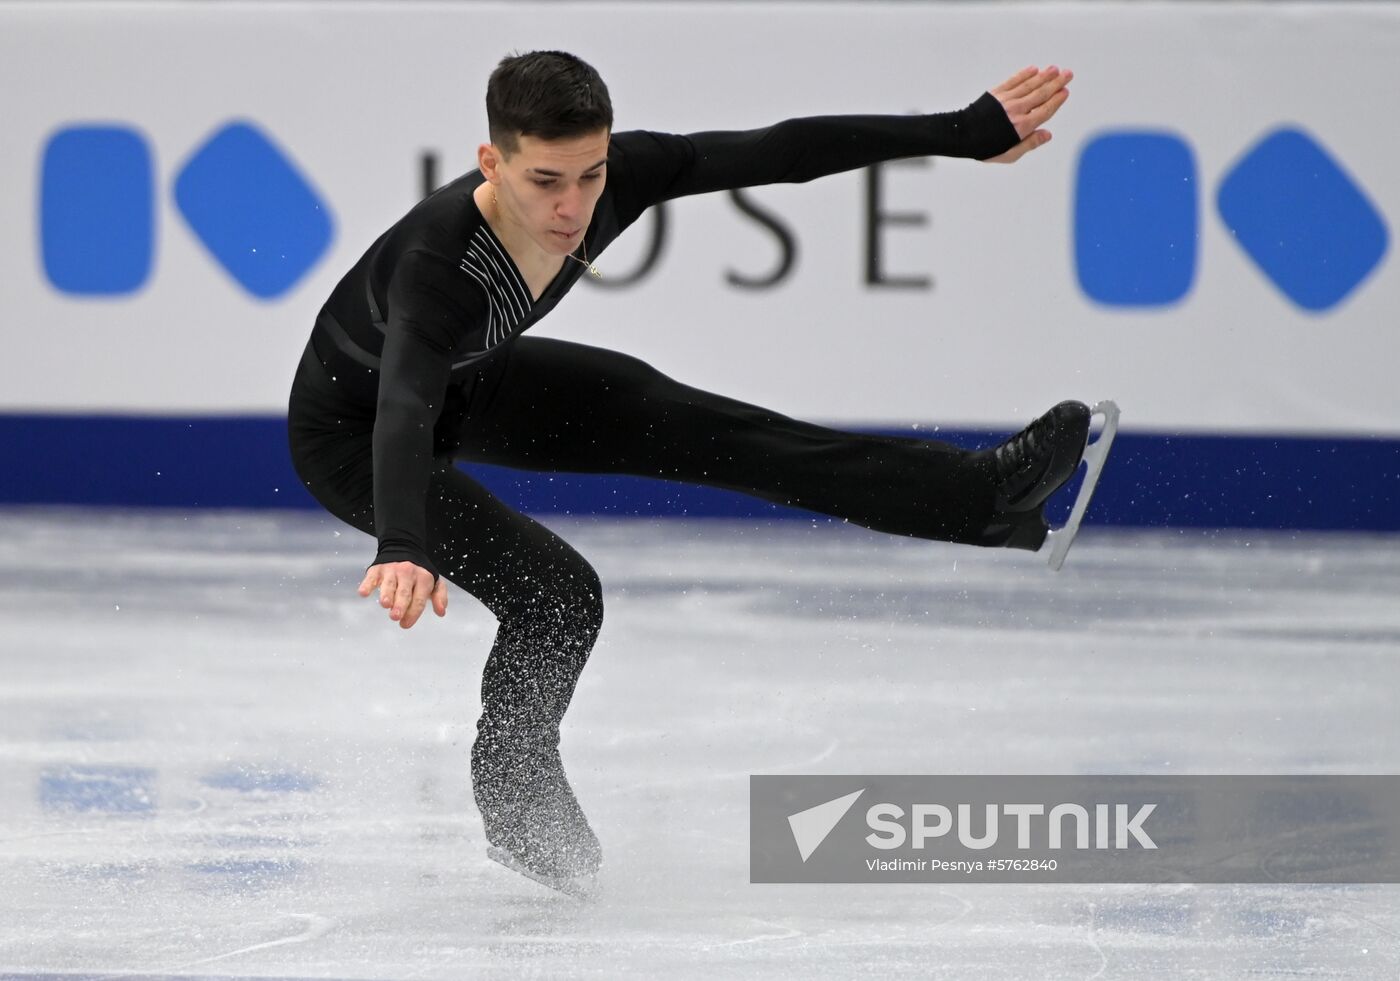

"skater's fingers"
[403,573,441,628]
[357,566,381,597]
[378,572,399,611]
[1028,86,1070,128]
[999,65,1048,102]
[399,590,430,629]
[1028,67,1071,103]
[386,564,435,626]
[1011,67,1067,111]
[999,68,1071,139]
[360,561,437,627]
[390,575,417,622]
[992,66,1038,98]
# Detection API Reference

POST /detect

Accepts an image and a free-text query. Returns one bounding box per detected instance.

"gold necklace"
[567,241,602,279]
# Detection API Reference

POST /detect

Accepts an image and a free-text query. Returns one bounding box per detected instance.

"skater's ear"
[478,141,509,181]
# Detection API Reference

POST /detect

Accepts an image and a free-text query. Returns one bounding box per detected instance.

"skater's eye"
[531,174,603,189]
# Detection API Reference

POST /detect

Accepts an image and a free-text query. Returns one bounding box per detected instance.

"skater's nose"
[555,182,590,223]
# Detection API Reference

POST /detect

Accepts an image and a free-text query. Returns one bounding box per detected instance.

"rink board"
[1,1,1398,527]
[3,413,1397,531]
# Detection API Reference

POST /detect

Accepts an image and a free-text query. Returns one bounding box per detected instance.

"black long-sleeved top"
[306,92,1020,578]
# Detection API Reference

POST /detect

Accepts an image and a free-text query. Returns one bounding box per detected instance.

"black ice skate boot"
[977,400,1091,551]
[472,726,602,898]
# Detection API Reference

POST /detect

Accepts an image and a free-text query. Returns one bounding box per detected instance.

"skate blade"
[486,845,598,900]
[1045,400,1120,571]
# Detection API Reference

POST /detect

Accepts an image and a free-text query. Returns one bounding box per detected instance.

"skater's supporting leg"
[288,398,604,879]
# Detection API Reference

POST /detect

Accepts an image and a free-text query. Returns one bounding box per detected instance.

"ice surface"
[0,508,1396,979]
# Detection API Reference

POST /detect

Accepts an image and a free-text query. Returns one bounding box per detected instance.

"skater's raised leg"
[454,337,1003,546]
[455,338,1096,557]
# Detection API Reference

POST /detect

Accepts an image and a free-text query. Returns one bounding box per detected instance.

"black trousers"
[288,334,997,746]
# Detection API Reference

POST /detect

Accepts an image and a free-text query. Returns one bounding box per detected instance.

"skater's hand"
[358,561,448,629]
[984,65,1072,164]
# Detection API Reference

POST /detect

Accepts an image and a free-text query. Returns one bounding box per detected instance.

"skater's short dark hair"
[486,50,613,158]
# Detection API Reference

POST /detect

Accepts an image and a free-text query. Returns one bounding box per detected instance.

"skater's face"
[482,128,610,257]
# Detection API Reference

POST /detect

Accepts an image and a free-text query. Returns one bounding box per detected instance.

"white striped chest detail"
[458,227,535,352]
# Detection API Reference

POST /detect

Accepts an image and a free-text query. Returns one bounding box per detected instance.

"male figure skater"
[288,50,1099,894]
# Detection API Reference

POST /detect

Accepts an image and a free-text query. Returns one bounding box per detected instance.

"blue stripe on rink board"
[0,413,1397,531]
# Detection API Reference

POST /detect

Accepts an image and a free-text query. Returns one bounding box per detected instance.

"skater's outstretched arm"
[608,65,1071,220]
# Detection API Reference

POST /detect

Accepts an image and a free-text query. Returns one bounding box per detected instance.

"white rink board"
[1,1,1396,435]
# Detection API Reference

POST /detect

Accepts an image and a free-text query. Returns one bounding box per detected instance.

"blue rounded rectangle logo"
[40,125,156,296]
[1075,131,1198,308]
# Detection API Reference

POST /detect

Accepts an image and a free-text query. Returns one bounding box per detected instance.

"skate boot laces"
[992,401,1091,512]
[995,414,1053,484]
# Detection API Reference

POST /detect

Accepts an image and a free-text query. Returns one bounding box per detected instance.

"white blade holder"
[1045,400,1121,571]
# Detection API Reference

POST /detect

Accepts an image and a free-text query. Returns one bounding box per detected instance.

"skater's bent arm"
[361,251,486,628]
[366,327,450,630]
[608,66,1069,216]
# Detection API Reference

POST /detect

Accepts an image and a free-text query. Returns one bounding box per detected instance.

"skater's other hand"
[358,561,448,629]
[985,65,1072,164]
